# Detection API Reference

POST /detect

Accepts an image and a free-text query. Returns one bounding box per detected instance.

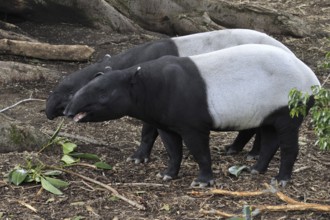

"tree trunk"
[108,0,312,37]
[0,0,312,37]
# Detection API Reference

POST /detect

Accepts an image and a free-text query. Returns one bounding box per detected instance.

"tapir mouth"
[73,112,87,122]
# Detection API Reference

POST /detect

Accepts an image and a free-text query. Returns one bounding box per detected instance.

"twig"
[68,162,98,169]
[0,98,45,113]
[254,203,330,212]
[200,208,236,218]
[109,182,170,187]
[17,200,38,213]
[41,129,108,146]
[321,73,330,86]
[47,166,146,210]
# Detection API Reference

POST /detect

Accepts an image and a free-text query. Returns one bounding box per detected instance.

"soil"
[1,0,330,219]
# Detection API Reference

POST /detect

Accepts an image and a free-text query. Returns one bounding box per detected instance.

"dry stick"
[110,182,170,188]
[200,208,236,218]
[254,204,330,212]
[17,200,38,213]
[48,166,146,210]
[0,98,45,113]
[41,129,108,146]
[194,184,330,217]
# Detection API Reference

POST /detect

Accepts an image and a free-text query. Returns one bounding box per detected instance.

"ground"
[0,0,330,219]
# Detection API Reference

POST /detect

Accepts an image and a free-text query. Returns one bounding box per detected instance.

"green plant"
[288,85,330,150]
[6,120,112,195]
[7,158,69,195]
[319,51,330,70]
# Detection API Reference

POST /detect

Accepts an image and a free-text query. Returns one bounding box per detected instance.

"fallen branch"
[0,39,94,61]
[110,182,170,188]
[192,183,330,217]
[0,98,45,113]
[41,129,108,146]
[0,61,59,85]
[48,166,146,210]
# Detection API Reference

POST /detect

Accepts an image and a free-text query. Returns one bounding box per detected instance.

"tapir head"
[45,54,112,120]
[63,68,136,123]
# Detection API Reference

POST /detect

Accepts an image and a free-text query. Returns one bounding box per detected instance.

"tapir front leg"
[182,130,214,187]
[127,123,158,164]
[156,129,183,181]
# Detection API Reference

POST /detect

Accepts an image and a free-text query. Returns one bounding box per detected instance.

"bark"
[0,39,95,61]
[0,61,59,85]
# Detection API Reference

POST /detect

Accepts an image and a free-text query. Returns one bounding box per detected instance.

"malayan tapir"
[46,29,294,164]
[64,44,320,187]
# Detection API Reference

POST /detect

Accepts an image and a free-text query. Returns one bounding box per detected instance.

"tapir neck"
[109,39,179,70]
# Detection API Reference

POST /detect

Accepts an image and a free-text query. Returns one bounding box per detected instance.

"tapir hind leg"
[273,114,303,186]
[225,128,256,154]
[251,126,279,174]
[127,123,158,164]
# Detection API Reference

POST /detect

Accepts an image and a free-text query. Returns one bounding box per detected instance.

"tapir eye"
[99,93,108,104]
[94,72,104,78]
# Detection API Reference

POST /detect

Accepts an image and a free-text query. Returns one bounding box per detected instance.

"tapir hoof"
[190,179,215,188]
[156,172,173,181]
[246,154,259,161]
[126,156,149,164]
[271,177,290,187]
[225,145,239,155]
[250,169,260,175]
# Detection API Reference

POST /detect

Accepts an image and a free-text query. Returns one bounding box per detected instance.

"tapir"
[64,44,320,187]
[46,29,294,163]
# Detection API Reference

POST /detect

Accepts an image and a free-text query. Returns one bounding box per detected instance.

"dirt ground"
[1,0,330,219]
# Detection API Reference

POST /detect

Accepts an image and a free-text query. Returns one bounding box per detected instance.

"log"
[0,115,49,153]
[0,61,59,85]
[0,39,95,61]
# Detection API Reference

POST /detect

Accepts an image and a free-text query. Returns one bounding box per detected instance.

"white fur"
[173,29,294,57]
[189,44,320,130]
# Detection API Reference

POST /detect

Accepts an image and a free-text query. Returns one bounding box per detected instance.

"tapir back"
[189,44,320,130]
[173,29,294,57]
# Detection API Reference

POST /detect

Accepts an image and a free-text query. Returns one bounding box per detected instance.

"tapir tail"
[306,95,315,116]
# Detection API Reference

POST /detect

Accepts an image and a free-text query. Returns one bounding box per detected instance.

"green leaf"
[62,142,77,154]
[227,217,245,220]
[40,177,63,195]
[10,169,29,185]
[61,155,79,165]
[44,177,69,188]
[243,205,253,220]
[228,165,249,177]
[69,152,100,161]
[94,161,112,170]
[43,170,63,176]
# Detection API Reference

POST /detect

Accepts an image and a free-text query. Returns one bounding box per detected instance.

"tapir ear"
[105,54,111,58]
[93,72,104,78]
[131,66,141,84]
[105,66,112,71]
